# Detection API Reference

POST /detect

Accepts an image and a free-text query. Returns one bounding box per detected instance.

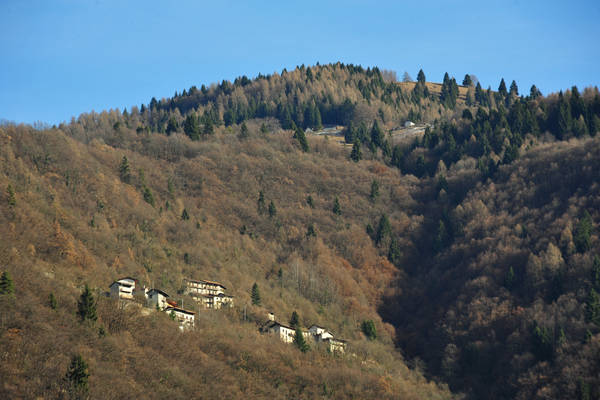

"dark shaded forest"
[1,63,599,399]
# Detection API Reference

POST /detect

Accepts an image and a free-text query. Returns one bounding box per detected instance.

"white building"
[185,279,226,296]
[404,121,416,128]
[146,288,169,310]
[185,279,234,309]
[308,325,334,341]
[165,306,195,330]
[197,293,234,309]
[109,277,141,300]
[263,321,296,343]
[309,324,347,353]
[322,338,347,354]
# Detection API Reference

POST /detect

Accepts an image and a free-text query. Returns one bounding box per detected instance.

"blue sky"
[1,0,599,125]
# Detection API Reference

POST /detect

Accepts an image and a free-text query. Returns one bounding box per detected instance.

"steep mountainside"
[1,63,599,399]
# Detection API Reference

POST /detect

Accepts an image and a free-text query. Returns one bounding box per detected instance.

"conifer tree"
[462,74,473,86]
[388,238,401,266]
[0,271,14,295]
[6,184,16,207]
[585,288,600,326]
[370,120,384,148]
[375,214,392,246]
[257,191,266,214]
[332,196,341,216]
[509,80,519,97]
[142,186,155,207]
[475,82,484,103]
[49,292,57,310]
[289,311,299,328]
[370,179,380,201]
[294,327,310,352]
[592,255,600,291]
[530,84,542,99]
[293,125,309,152]
[118,156,131,183]
[65,354,89,398]
[166,116,179,135]
[361,320,377,340]
[306,224,316,238]
[306,195,314,208]
[181,208,190,220]
[268,201,276,218]
[183,114,200,140]
[498,78,508,97]
[504,266,515,290]
[239,122,249,139]
[574,211,593,253]
[251,282,261,305]
[350,140,362,162]
[417,69,426,83]
[77,284,97,322]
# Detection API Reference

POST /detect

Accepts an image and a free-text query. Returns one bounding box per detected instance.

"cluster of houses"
[261,312,347,354]
[108,276,234,330]
[108,276,347,353]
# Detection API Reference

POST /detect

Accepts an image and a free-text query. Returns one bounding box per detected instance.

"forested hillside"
[1,63,599,399]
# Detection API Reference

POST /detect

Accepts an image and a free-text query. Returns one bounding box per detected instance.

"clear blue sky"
[1,0,599,125]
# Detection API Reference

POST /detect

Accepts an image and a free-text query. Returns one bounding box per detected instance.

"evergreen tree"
[462,74,473,86]
[433,220,449,252]
[417,69,426,83]
[574,211,593,253]
[592,255,600,291]
[440,73,458,108]
[344,122,355,144]
[306,223,316,238]
[350,140,362,162]
[332,196,341,216]
[251,282,261,305]
[183,114,200,140]
[369,179,380,201]
[142,186,155,207]
[181,208,190,220]
[239,122,249,139]
[65,354,89,398]
[293,125,309,152]
[585,288,600,326]
[504,266,516,290]
[530,84,542,99]
[268,200,276,218]
[361,320,377,340]
[203,119,214,135]
[388,238,402,266]
[294,327,310,352]
[289,311,299,328]
[257,191,266,214]
[166,116,179,135]
[6,184,16,207]
[370,120,384,148]
[498,78,508,97]
[118,156,131,184]
[509,80,519,97]
[77,284,97,322]
[0,271,14,295]
[49,292,57,310]
[475,82,484,104]
[375,214,392,246]
[306,195,314,208]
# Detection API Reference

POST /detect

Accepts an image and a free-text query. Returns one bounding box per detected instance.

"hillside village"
[108,276,346,353]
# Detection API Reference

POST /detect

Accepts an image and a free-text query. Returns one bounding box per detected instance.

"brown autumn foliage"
[0,121,453,399]
[1,63,599,399]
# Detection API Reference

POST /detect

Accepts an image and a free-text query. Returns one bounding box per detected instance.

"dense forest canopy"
[1,63,599,399]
